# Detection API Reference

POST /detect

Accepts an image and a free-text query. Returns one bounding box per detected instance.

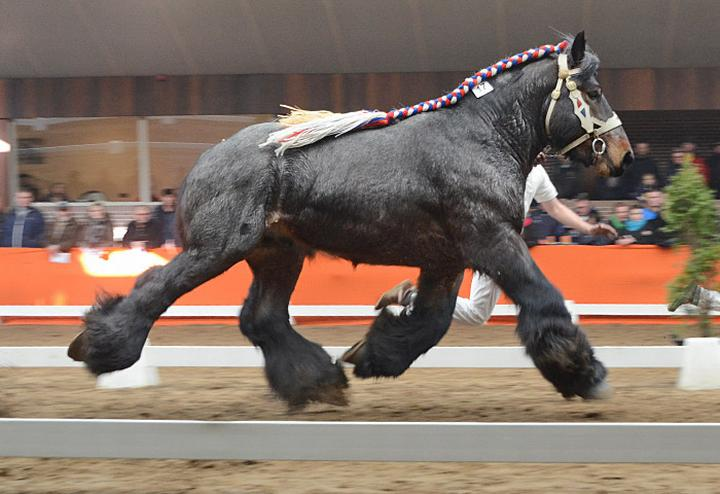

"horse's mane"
[261,40,576,156]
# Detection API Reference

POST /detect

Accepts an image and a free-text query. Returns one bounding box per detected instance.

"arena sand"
[1,323,719,493]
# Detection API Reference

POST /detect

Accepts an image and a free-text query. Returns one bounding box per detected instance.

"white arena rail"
[1,419,719,463]
[0,345,685,369]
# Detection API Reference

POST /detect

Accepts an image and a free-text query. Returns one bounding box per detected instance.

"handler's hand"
[588,223,617,239]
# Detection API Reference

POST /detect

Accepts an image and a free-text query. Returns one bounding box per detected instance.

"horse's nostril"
[622,151,634,166]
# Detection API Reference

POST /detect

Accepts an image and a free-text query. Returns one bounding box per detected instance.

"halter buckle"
[592,137,607,155]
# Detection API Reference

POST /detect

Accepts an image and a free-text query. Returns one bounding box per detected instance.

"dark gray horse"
[69,33,632,408]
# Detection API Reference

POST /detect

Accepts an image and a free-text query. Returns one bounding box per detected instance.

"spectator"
[608,202,630,230]
[622,143,662,198]
[641,189,664,221]
[46,202,80,253]
[665,149,686,183]
[681,142,709,184]
[569,193,603,243]
[43,182,71,202]
[123,205,163,249]
[522,202,564,247]
[1,189,45,247]
[153,188,181,247]
[706,143,720,198]
[547,155,581,199]
[573,193,602,223]
[615,203,671,246]
[82,202,114,248]
[633,173,659,200]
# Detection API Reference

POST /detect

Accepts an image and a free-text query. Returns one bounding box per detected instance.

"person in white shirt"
[376,157,617,324]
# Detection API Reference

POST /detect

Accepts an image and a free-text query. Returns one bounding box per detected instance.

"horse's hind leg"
[484,226,610,400]
[240,236,348,409]
[343,268,462,378]
[68,202,265,375]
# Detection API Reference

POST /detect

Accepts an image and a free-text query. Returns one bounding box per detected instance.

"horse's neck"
[462,59,557,169]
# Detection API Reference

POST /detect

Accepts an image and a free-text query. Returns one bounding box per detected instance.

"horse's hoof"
[317,383,350,407]
[67,331,88,362]
[584,380,613,400]
[341,338,367,365]
[287,386,349,413]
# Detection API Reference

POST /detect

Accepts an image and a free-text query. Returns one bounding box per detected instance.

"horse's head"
[545,32,633,177]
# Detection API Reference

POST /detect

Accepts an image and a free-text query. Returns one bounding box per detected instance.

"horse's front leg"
[342,268,462,377]
[483,225,611,400]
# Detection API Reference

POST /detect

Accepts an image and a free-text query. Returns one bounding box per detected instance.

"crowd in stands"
[0,187,180,252]
[1,142,717,251]
[522,140,716,247]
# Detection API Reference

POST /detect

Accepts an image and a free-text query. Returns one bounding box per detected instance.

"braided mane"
[261,40,569,156]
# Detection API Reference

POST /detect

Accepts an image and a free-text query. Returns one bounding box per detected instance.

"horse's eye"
[587,89,602,100]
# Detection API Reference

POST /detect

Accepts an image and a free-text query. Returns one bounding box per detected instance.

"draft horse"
[69,33,633,408]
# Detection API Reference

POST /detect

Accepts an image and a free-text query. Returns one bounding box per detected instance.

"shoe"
[668,283,700,312]
[374,279,415,310]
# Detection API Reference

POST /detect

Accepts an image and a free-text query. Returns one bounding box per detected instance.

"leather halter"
[544,54,623,158]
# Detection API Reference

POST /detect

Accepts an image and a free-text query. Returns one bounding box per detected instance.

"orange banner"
[0,246,689,307]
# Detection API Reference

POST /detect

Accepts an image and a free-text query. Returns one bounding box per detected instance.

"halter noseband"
[544,53,623,158]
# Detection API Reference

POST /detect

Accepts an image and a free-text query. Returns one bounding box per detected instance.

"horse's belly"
[273,219,463,268]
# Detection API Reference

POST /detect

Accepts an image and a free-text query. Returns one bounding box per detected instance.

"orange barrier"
[0,245,688,307]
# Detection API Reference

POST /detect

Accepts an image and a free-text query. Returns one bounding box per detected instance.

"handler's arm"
[540,198,617,238]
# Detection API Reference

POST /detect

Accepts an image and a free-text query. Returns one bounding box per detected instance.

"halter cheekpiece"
[544,53,623,158]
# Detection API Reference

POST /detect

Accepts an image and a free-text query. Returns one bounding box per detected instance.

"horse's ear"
[571,31,586,65]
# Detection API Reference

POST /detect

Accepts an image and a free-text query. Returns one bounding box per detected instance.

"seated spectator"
[123,206,163,249]
[46,202,80,253]
[641,189,664,221]
[82,202,114,248]
[615,204,672,246]
[633,173,660,200]
[707,143,720,198]
[667,144,709,185]
[43,182,70,202]
[622,142,662,198]
[522,202,564,247]
[574,193,602,223]
[1,189,45,247]
[567,194,607,244]
[608,202,629,230]
[681,142,709,184]
[153,188,181,247]
[546,155,581,199]
[665,148,685,183]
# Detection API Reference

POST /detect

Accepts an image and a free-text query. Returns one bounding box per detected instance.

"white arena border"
[0,345,684,368]
[0,303,702,318]
[1,419,719,463]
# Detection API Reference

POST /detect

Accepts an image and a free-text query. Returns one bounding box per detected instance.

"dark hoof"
[272,360,350,411]
[288,380,349,413]
[341,338,367,366]
[67,331,88,362]
[581,380,613,400]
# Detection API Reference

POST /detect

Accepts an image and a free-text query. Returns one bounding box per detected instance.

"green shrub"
[664,161,720,336]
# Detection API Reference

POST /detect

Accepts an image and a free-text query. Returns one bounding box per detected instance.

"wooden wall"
[2,68,719,119]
